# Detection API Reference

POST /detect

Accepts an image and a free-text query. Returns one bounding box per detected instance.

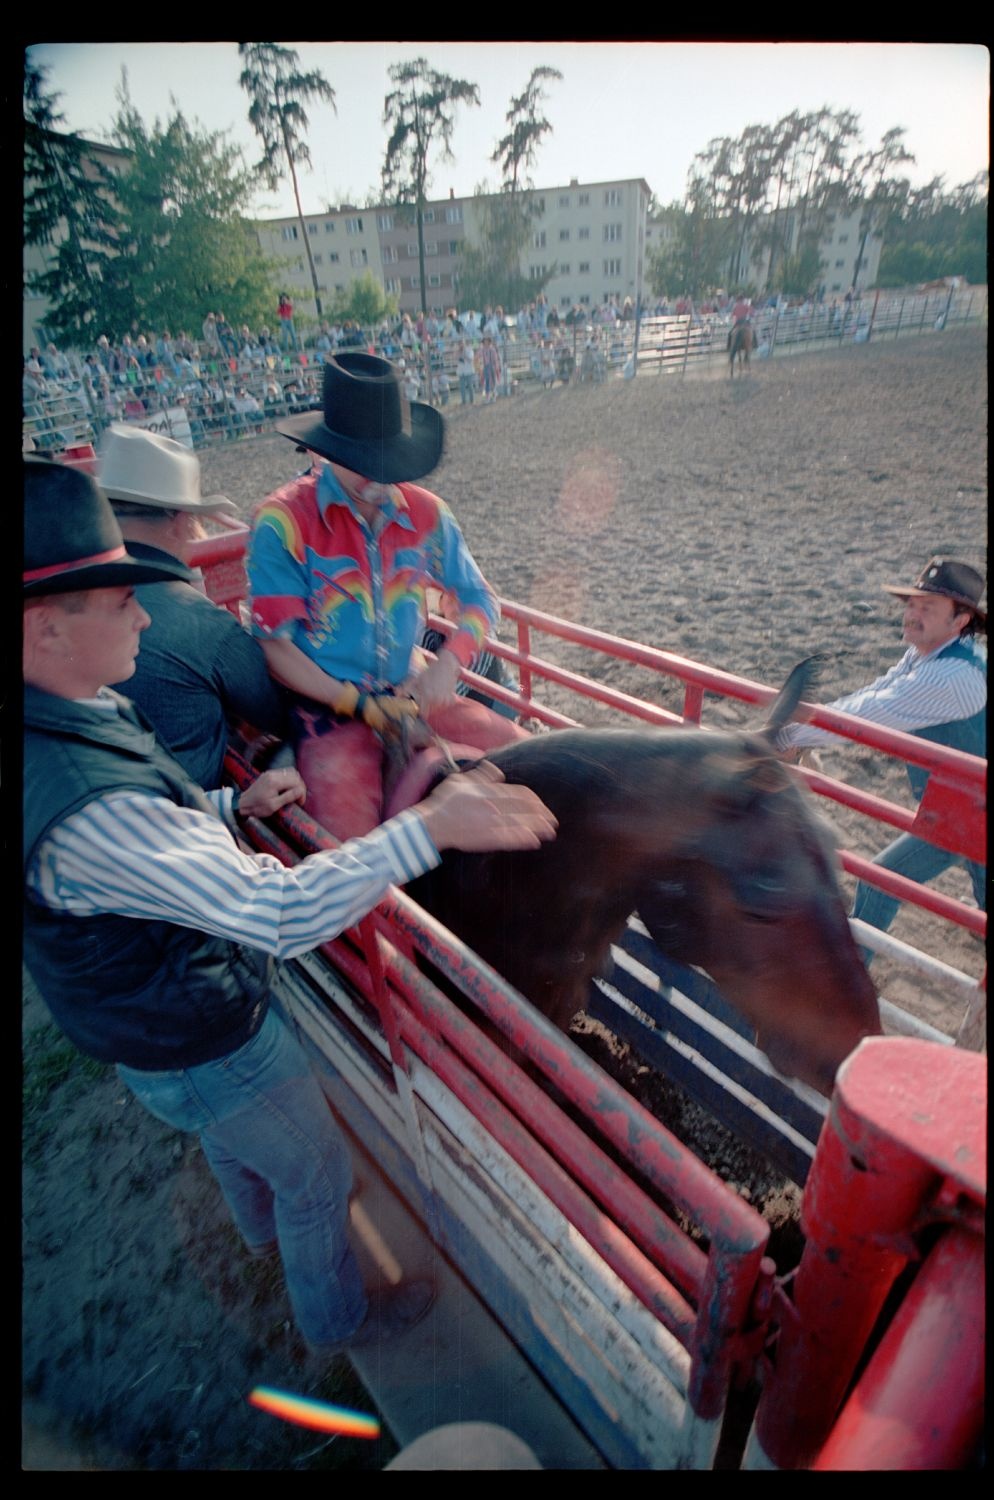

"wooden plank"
[274,958,716,1469]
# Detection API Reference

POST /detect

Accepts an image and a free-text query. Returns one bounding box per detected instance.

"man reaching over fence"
[776,556,986,956]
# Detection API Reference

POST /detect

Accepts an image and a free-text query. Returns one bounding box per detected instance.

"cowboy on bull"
[247,351,529,841]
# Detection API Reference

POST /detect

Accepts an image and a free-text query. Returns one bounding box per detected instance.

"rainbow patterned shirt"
[248,465,497,689]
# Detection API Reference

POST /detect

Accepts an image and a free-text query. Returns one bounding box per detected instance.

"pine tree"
[238,42,336,319]
[382,58,480,317]
[23,60,122,345]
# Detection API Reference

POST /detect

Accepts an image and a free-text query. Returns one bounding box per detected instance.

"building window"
[307,223,318,235]
[579,293,590,304]
[446,205,462,223]
[407,243,419,258]
[377,213,394,231]
[281,224,299,241]
[324,221,336,233]
[328,252,339,263]
[559,263,571,275]
[604,258,621,277]
[604,189,622,207]
[578,261,590,274]
[409,276,420,289]
[578,193,589,206]
[835,259,845,268]
[837,233,849,243]
[533,230,546,249]
[382,245,396,262]
[449,240,459,255]
[558,194,571,208]
[385,278,402,294]
[295,258,304,271]
[425,242,438,256]
[604,223,622,242]
[423,208,435,223]
[428,273,441,287]
[530,264,547,280]
[345,217,363,234]
[578,226,590,240]
[561,294,572,306]
[313,253,323,265]
[351,248,368,267]
[559,228,570,241]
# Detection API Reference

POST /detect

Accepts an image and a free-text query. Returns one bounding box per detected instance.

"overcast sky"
[27,41,990,219]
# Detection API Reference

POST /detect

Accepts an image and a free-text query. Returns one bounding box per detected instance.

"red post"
[747,1037,985,1470]
[813,1225,984,1470]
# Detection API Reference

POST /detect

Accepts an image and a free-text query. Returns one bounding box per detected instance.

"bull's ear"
[760,654,828,740]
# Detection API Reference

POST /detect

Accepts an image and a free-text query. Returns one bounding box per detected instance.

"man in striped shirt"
[776,556,986,955]
[23,458,557,1356]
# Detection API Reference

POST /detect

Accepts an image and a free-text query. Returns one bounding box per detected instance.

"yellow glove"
[356,691,420,736]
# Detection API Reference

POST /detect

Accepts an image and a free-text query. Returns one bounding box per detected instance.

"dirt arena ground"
[22,326,987,1469]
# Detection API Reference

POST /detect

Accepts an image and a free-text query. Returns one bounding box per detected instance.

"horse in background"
[729,321,755,376]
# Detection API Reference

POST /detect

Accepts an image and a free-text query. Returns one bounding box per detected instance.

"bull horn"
[761,654,828,739]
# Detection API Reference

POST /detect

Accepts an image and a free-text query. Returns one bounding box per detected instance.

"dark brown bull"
[406,662,881,1096]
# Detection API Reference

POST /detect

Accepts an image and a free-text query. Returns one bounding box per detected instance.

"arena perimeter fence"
[23,286,987,458]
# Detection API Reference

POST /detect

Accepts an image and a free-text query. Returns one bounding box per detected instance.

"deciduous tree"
[107,82,277,339]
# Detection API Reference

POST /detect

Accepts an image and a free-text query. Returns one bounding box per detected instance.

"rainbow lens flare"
[248,1385,381,1438]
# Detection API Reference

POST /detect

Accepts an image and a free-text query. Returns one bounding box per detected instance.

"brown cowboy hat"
[276,351,443,483]
[23,459,188,598]
[883,556,987,625]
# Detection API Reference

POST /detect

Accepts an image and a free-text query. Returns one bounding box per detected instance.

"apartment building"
[375,192,471,314]
[255,175,653,319]
[464,176,653,314]
[254,205,385,315]
[644,203,883,299]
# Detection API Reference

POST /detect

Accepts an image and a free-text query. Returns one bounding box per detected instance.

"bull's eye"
[737,871,796,918]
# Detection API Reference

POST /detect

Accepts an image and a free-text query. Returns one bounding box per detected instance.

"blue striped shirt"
[26,794,440,962]
[776,639,987,751]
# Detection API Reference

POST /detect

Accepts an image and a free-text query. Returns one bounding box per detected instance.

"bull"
[404,660,882,1096]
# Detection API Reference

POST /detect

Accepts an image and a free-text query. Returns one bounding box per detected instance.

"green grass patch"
[23,1022,109,1117]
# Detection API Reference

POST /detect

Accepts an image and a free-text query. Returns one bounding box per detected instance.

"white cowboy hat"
[98,423,236,513]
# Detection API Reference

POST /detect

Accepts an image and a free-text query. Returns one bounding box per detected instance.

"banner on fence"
[126,407,193,448]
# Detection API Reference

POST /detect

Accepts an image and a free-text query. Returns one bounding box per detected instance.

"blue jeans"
[280,321,298,351]
[853,833,986,960]
[459,373,475,404]
[118,1007,367,1345]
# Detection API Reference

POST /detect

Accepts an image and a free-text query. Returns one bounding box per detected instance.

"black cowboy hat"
[23,458,189,598]
[883,556,987,626]
[276,351,444,483]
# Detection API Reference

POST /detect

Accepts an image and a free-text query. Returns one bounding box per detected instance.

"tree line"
[649,107,987,300]
[24,45,562,347]
[26,51,985,347]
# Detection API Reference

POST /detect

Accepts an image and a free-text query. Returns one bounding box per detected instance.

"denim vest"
[23,687,271,1070]
[905,637,986,801]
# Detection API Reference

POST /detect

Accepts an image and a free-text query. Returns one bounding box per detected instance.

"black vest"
[23,686,271,1070]
[905,637,986,801]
